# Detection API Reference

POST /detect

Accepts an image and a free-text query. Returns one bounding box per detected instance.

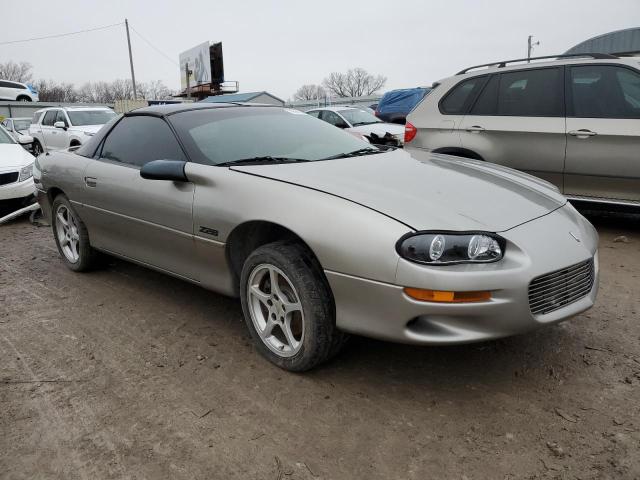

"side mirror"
[18,135,34,145]
[53,121,67,130]
[140,160,188,182]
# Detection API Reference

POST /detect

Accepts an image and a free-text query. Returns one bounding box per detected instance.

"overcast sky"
[2,0,638,100]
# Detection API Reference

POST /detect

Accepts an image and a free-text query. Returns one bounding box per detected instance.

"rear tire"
[16,96,32,102]
[240,241,348,371]
[51,195,99,272]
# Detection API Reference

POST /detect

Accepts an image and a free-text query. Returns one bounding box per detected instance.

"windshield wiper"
[217,156,309,167]
[321,148,381,160]
[351,121,381,126]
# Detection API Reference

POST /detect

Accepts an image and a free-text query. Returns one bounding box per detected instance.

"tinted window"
[320,111,348,127]
[68,109,117,126]
[306,110,321,118]
[42,110,57,126]
[496,68,562,116]
[0,81,10,88]
[440,76,487,114]
[470,75,499,115]
[100,116,185,167]
[570,65,640,118]
[169,107,373,165]
[56,110,68,126]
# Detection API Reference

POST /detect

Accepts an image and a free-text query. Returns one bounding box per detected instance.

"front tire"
[240,242,348,371]
[32,140,43,156]
[51,195,99,272]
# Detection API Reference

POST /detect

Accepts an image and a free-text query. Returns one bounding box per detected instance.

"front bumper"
[0,176,35,201]
[326,205,599,345]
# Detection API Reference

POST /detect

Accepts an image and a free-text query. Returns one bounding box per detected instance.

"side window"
[32,112,42,124]
[100,116,186,168]
[0,81,10,88]
[440,76,488,114]
[496,68,562,117]
[307,110,321,118]
[42,111,57,126]
[470,75,499,115]
[569,65,640,119]
[320,111,348,128]
[56,110,68,126]
[1,120,8,129]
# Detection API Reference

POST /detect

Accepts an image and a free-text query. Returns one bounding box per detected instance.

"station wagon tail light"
[404,121,417,143]
[404,288,491,303]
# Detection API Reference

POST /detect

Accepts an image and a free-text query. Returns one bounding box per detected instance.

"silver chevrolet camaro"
[34,103,599,371]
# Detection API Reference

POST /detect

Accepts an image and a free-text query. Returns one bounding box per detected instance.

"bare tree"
[138,80,173,100]
[33,80,78,102]
[0,61,33,83]
[322,68,386,98]
[293,84,325,101]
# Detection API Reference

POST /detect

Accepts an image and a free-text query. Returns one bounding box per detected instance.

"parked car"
[405,53,640,208]
[375,87,431,124]
[35,103,598,371]
[1,117,33,150]
[306,106,405,146]
[29,106,117,155]
[0,80,39,102]
[0,124,35,216]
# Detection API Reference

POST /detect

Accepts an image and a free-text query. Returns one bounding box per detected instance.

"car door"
[457,67,566,189]
[39,110,59,151]
[76,114,198,279]
[564,64,640,202]
[0,81,12,100]
[47,110,70,150]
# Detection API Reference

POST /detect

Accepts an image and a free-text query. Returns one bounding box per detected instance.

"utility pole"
[125,19,137,99]
[527,35,540,62]
[185,62,192,100]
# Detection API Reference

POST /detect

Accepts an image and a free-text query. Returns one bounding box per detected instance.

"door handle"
[84,176,97,187]
[465,125,485,133]
[568,129,597,138]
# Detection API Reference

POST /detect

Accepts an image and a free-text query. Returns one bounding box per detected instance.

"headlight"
[397,232,505,265]
[18,163,34,182]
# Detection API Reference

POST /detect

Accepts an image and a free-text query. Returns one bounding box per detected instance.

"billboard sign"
[179,42,212,89]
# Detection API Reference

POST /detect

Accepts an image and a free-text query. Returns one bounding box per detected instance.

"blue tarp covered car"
[375,87,431,124]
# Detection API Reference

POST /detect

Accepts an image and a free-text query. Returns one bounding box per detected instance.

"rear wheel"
[51,195,99,272]
[240,242,348,371]
[16,96,31,102]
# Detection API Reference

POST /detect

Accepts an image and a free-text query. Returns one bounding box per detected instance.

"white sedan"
[0,124,35,215]
[306,106,405,146]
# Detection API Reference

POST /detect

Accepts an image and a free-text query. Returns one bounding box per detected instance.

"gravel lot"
[1,210,639,480]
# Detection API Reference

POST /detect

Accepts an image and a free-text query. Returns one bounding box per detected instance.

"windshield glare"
[338,109,381,126]
[68,110,117,126]
[170,108,374,165]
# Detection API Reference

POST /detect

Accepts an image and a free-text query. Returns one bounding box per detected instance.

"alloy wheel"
[247,264,305,357]
[55,205,81,263]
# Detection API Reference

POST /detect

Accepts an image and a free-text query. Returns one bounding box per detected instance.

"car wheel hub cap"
[247,264,304,357]
[55,205,80,263]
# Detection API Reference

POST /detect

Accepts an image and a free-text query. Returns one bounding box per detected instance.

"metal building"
[565,27,640,55]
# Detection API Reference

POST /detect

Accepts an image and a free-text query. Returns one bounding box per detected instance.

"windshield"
[67,109,117,126]
[13,119,31,131]
[169,107,374,165]
[339,109,381,126]
[0,127,14,144]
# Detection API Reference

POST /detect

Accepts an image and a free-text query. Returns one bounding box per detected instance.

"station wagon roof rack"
[456,53,618,75]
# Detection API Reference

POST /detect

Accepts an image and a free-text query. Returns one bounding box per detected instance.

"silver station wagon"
[35,103,599,371]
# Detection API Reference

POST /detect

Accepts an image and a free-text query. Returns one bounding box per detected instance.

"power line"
[130,26,178,66]
[0,22,124,46]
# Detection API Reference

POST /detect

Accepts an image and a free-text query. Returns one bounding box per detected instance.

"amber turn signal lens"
[404,288,491,303]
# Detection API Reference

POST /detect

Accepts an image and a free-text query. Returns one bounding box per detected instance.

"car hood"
[231,149,567,232]
[0,144,34,171]
[347,122,404,137]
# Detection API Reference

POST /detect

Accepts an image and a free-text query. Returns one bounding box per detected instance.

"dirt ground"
[1,210,639,480]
